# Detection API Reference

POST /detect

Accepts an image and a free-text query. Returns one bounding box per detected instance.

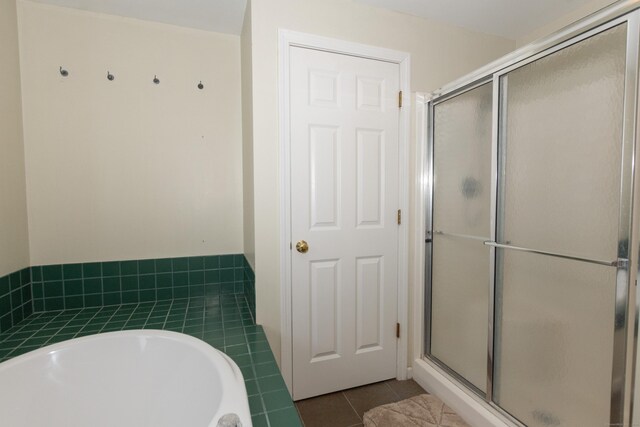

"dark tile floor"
[295,379,427,427]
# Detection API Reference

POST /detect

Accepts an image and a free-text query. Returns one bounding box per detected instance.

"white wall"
[516,0,615,47]
[18,0,244,266]
[241,1,255,269]
[246,0,515,364]
[0,0,30,277]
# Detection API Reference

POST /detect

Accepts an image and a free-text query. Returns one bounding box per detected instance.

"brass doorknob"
[296,240,309,253]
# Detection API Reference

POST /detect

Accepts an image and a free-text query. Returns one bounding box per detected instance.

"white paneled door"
[290,46,400,400]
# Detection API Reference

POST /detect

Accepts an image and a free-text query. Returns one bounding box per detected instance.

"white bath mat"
[363,394,470,427]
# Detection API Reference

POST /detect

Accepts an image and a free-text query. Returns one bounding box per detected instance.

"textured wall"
[0,0,30,277]
[18,1,244,265]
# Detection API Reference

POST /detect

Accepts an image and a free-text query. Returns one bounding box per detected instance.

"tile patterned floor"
[0,294,301,427]
[296,379,428,427]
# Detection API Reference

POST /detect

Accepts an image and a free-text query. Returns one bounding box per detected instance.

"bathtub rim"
[0,329,251,427]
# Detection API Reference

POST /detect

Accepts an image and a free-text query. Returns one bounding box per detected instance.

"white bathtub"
[0,330,252,427]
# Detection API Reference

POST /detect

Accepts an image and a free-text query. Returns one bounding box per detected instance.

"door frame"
[412,92,428,366]
[278,29,411,393]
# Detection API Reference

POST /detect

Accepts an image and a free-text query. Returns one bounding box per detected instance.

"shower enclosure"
[422,2,640,426]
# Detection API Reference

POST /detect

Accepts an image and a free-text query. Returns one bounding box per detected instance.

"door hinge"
[397,209,402,225]
[290,242,292,250]
[398,91,403,108]
[396,323,400,338]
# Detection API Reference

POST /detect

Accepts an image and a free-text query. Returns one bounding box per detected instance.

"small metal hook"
[59,66,69,77]
[107,71,115,81]
[153,75,160,84]
[198,81,204,90]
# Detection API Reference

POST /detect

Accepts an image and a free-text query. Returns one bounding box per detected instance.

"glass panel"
[433,83,493,238]
[494,249,615,427]
[431,235,489,392]
[499,24,627,261]
[429,83,493,392]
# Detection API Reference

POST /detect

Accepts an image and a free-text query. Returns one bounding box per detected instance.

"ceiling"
[30,0,248,35]
[31,0,611,39]
[355,0,612,40]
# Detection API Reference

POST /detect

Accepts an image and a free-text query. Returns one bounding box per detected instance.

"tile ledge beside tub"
[0,254,298,426]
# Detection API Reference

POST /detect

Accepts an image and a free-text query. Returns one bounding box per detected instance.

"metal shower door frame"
[423,5,640,426]
[424,77,495,401]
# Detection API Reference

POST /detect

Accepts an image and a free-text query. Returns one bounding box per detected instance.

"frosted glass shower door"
[493,23,627,427]
[429,83,493,393]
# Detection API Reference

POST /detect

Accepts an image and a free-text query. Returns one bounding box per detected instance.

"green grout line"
[5,310,74,357]
[97,304,123,334]
[140,302,152,329]
[71,308,102,339]
[121,304,139,329]
[161,299,174,329]
[42,309,86,346]
[179,298,190,333]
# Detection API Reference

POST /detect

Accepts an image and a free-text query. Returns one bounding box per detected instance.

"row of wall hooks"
[58,66,205,89]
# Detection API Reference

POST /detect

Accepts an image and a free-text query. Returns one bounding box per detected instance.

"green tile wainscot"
[0,255,301,427]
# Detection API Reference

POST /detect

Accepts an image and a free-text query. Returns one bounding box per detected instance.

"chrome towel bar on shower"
[482,241,623,267]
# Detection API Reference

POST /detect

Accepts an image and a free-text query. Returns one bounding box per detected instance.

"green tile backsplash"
[31,254,248,313]
[0,268,33,334]
[0,254,257,336]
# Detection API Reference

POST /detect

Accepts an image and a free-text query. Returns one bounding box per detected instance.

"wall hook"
[198,81,204,90]
[153,75,160,84]
[59,66,69,77]
[107,71,115,81]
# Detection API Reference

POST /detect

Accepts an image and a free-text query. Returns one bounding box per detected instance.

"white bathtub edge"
[0,330,253,427]
[214,350,252,427]
[412,358,513,427]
